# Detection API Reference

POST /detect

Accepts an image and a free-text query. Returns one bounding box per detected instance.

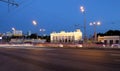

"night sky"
[0,0,120,36]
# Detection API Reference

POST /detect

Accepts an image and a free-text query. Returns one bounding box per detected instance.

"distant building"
[13,30,23,36]
[6,32,13,37]
[50,29,82,43]
[98,36,120,44]
[27,31,31,36]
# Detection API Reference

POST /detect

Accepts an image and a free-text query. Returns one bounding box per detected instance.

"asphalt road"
[0,47,120,71]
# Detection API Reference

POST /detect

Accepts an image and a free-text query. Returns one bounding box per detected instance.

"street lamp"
[40,29,45,33]
[32,20,38,39]
[80,6,87,43]
[80,6,85,13]
[32,20,37,26]
[12,27,15,31]
[40,28,46,38]
[90,21,101,42]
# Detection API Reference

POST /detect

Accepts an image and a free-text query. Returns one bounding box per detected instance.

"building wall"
[98,36,120,44]
[13,30,23,36]
[50,29,82,43]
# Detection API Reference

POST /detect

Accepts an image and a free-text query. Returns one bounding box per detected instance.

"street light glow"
[40,29,45,32]
[90,23,93,26]
[93,22,96,25]
[32,20,37,26]
[90,21,101,26]
[97,21,101,25]
[80,6,85,13]
[12,27,15,31]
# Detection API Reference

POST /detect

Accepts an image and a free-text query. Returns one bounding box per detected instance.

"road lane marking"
[24,48,56,50]
[1,47,56,50]
[114,59,120,62]
[110,53,120,62]
[111,53,120,57]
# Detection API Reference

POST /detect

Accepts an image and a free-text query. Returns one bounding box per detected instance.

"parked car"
[111,44,120,48]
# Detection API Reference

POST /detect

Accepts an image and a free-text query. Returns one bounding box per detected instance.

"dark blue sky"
[0,0,120,36]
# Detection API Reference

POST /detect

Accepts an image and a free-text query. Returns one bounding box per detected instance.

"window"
[115,40,119,44]
[104,40,107,44]
[110,40,113,45]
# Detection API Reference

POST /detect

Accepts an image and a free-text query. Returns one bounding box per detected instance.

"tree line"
[97,30,120,36]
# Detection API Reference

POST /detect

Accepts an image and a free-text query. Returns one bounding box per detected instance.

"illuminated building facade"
[50,29,82,43]
[13,30,23,36]
[98,36,120,44]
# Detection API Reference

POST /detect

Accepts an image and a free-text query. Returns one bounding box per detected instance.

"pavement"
[0,47,120,71]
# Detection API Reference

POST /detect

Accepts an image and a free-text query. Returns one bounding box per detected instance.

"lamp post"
[90,21,101,42]
[40,28,45,38]
[32,20,38,39]
[80,6,87,43]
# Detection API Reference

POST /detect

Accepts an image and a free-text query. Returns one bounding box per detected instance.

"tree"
[98,30,120,36]
[29,33,37,39]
